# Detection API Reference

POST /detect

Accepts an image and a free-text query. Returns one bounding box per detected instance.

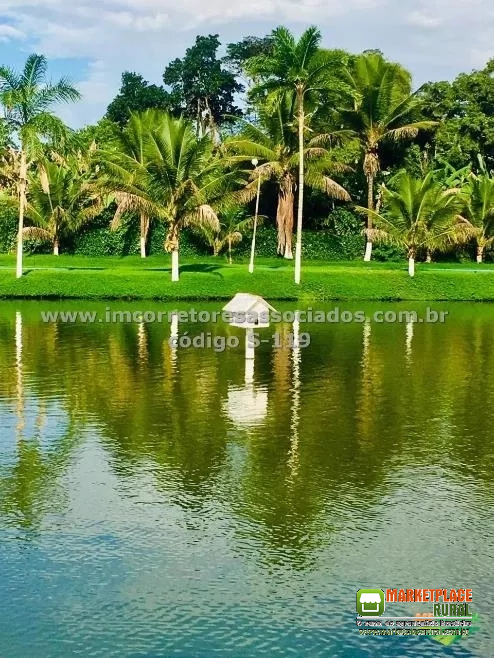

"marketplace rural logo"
[356,588,480,645]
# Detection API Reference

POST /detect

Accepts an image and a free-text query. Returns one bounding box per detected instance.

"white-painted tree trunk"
[408,257,415,277]
[249,169,261,273]
[477,246,484,263]
[294,241,302,284]
[16,233,24,278]
[53,240,59,256]
[294,87,305,285]
[364,242,373,262]
[171,249,179,282]
[16,150,27,279]
[140,213,148,258]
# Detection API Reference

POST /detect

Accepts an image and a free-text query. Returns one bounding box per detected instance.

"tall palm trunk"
[16,149,27,278]
[408,246,416,277]
[140,213,149,258]
[294,86,305,285]
[171,247,179,282]
[228,237,232,265]
[277,174,294,259]
[364,173,374,262]
[249,168,262,273]
[166,223,180,282]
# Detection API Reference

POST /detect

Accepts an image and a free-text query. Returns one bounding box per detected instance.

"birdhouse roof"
[223,293,278,314]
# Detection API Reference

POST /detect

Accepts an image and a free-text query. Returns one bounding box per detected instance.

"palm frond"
[22,226,52,242]
[184,204,220,231]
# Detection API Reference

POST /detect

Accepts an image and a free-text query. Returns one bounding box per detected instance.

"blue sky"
[0,0,493,128]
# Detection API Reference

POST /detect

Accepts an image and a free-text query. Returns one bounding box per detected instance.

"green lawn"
[0,254,493,301]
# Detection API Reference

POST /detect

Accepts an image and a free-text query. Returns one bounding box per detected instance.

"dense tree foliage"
[225,36,274,76]
[420,60,494,170]
[163,35,243,139]
[106,72,172,127]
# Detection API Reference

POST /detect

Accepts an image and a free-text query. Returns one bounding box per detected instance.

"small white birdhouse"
[223,293,277,329]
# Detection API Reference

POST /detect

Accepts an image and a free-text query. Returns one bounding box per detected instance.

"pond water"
[0,300,493,657]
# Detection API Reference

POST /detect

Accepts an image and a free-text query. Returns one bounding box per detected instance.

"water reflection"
[405,318,414,365]
[15,311,24,440]
[288,316,301,479]
[0,302,492,656]
[0,311,80,531]
[1,304,494,523]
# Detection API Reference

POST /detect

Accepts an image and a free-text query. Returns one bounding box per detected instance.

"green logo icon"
[357,589,385,617]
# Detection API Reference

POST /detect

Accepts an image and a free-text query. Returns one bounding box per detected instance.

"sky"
[0,0,493,128]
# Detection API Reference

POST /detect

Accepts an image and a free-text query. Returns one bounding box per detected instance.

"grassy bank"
[0,255,493,301]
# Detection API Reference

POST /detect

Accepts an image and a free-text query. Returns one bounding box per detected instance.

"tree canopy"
[163,34,243,138]
[106,72,172,127]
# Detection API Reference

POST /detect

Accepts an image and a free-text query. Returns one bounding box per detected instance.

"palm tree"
[102,111,238,281]
[106,111,157,258]
[23,154,106,255]
[0,54,80,277]
[461,166,494,263]
[339,52,436,262]
[362,171,465,276]
[197,205,257,263]
[246,26,345,283]
[227,94,350,259]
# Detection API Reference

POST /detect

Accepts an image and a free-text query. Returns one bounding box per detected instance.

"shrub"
[0,204,18,253]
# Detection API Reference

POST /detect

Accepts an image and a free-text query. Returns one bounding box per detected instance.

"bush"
[234,223,364,261]
[0,204,18,253]
[372,243,406,262]
[72,217,210,258]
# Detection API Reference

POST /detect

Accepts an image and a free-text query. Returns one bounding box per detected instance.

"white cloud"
[0,23,24,41]
[1,0,494,126]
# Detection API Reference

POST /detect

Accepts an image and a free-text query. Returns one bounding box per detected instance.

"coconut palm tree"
[246,26,346,283]
[339,52,436,262]
[196,205,257,263]
[227,94,350,259]
[362,171,465,276]
[461,167,494,263]
[106,111,158,258]
[101,111,239,281]
[0,54,80,277]
[23,154,106,255]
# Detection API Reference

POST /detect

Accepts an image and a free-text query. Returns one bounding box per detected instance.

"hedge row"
[0,207,368,261]
[0,205,489,262]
